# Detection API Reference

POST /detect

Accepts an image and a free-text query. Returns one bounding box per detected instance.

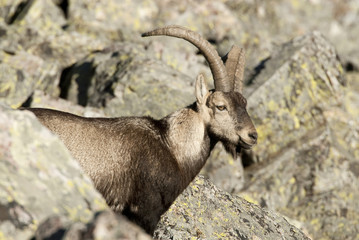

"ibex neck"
[164,106,211,183]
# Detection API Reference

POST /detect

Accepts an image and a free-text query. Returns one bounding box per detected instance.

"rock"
[224,0,359,69]
[147,0,359,77]
[33,211,152,240]
[247,31,345,162]
[200,144,245,193]
[0,0,28,24]
[154,176,310,240]
[0,0,65,52]
[201,30,347,194]
[0,105,108,239]
[60,42,196,119]
[344,72,359,119]
[0,50,60,108]
[27,90,106,118]
[237,32,359,239]
[68,0,158,41]
[0,105,153,239]
[0,0,108,107]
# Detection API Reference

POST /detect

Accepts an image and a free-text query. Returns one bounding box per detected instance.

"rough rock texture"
[60,43,195,119]
[0,50,61,108]
[0,105,105,239]
[238,32,359,240]
[155,176,310,240]
[0,105,151,239]
[247,31,346,161]
[33,211,152,240]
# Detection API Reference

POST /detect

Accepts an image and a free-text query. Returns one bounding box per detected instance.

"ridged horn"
[142,25,231,92]
[222,45,245,93]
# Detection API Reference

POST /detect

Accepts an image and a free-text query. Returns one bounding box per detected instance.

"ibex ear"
[195,74,209,104]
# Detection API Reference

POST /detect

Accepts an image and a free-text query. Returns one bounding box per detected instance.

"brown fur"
[25,75,256,234]
[24,26,258,234]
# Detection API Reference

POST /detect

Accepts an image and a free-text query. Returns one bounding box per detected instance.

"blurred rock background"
[0,0,358,239]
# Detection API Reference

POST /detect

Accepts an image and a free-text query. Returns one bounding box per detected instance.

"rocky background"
[0,0,358,239]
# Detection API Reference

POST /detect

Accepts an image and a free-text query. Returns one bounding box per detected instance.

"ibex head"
[142,26,257,156]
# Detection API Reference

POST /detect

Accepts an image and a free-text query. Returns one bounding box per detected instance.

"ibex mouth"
[238,138,254,150]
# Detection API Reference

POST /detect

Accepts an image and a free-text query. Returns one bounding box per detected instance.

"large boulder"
[67,0,158,41]
[237,32,359,239]
[0,0,108,107]
[33,211,152,240]
[0,105,105,238]
[155,176,309,240]
[0,105,151,239]
[246,31,345,161]
[60,42,196,119]
[0,50,60,108]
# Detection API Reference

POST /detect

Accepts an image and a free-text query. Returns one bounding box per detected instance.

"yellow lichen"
[133,19,141,31]
[191,185,198,192]
[213,232,227,238]
[120,54,129,61]
[29,219,38,231]
[79,208,93,223]
[292,115,300,129]
[67,180,74,188]
[255,122,273,143]
[53,207,60,214]
[344,92,359,118]
[310,218,321,231]
[64,206,79,221]
[7,195,13,202]
[241,194,259,205]
[94,198,108,210]
[0,81,14,95]
[166,56,180,71]
[267,100,278,112]
[0,231,5,240]
[289,177,296,184]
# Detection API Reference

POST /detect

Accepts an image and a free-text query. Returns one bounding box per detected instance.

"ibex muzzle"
[26,25,257,235]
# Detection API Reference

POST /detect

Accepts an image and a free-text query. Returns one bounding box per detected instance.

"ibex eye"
[216,105,227,111]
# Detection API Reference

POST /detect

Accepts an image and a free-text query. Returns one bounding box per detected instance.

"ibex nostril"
[249,132,258,142]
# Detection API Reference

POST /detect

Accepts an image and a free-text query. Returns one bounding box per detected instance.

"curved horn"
[142,25,231,92]
[222,45,246,93]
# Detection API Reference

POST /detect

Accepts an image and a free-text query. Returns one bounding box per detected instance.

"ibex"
[25,26,257,234]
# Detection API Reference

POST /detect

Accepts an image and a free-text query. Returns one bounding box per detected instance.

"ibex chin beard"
[222,132,257,157]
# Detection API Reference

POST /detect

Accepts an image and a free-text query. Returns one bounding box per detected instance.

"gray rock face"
[33,211,152,240]
[247,31,345,161]
[237,32,359,240]
[0,105,106,239]
[60,43,195,119]
[155,176,310,240]
[0,50,60,108]
[0,105,151,239]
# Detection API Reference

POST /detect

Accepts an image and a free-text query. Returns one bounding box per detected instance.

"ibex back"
[25,26,257,234]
